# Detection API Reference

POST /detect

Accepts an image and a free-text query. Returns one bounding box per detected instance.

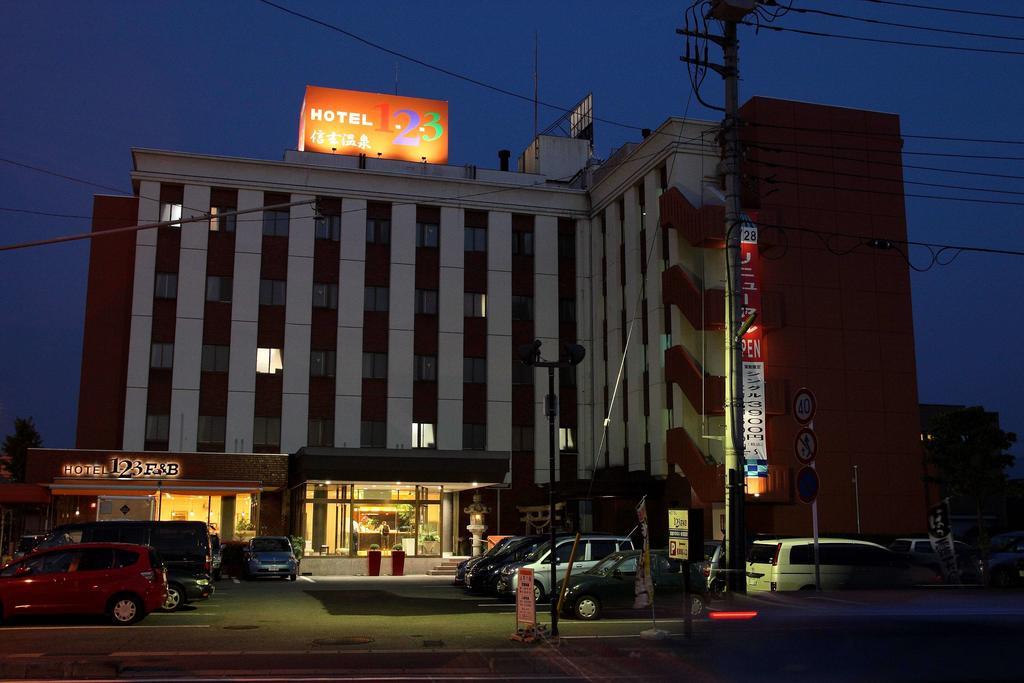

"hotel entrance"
[295,483,442,557]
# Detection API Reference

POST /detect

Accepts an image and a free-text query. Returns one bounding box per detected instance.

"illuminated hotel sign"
[298,86,449,163]
[62,458,182,479]
[740,214,768,495]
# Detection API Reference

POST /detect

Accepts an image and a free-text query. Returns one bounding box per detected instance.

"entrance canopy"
[47,478,265,497]
[291,447,509,490]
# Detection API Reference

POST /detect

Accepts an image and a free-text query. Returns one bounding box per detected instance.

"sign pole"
[812,496,821,590]
[683,559,692,640]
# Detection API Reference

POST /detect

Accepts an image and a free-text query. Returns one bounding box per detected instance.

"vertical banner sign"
[927,500,961,584]
[298,86,449,163]
[740,214,768,495]
[516,568,536,626]
[634,498,654,609]
[668,508,689,560]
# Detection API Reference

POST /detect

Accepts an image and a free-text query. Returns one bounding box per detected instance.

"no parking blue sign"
[796,466,819,504]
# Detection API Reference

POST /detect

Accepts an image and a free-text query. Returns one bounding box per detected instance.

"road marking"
[477,603,514,608]
[0,624,211,631]
[232,578,240,584]
[806,595,863,605]
[300,576,316,583]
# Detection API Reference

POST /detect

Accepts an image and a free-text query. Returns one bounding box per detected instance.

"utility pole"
[680,0,757,593]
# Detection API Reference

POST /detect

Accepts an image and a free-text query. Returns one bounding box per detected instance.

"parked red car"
[0,543,167,625]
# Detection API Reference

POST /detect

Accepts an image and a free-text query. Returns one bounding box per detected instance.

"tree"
[1,417,43,482]
[923,406,1017,554]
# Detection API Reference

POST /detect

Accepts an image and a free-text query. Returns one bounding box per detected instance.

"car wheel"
[110,594,143,625]
[573,595,601,621]
[689,594,706,617]
[289,574,297,581]
[213,570,221,582]
[991,567,1015,589]
[533,583,546,603]
[162,583,184,612]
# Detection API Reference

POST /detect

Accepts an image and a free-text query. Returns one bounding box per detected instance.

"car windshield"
[252,538,291,553]
[588,552,628,575]
[523,541,551,563]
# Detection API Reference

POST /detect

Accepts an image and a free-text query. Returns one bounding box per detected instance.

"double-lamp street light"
[518,339,586,637]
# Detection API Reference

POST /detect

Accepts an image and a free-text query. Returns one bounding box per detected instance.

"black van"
[38,521,213,611]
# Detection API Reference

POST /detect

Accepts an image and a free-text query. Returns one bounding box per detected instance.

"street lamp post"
[518,339,586,638]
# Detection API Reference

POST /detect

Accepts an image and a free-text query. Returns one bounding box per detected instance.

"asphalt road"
[1,576,1023,681]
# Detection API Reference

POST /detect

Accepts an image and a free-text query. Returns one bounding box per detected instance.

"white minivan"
[505,535,634,602]
[746,538,925,592]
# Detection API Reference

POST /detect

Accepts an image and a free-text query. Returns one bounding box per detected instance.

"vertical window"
[558,231,576,261]
[201,345,230,373]
[511,425,534,451]
[464,292,486,318]
[256,348,283,375]
[463,357,487,384]
[415,289,438,315]
[366,218,391,244]
[262,209,289,237]
[511,295,533,321]
[253,417,281,447]
[206,276,233,303]
[414,355,437,382]
[209,206,236,233]
[364,286,389,312]
[463,424,486,450]
[160,202,182,228]
[559,427,577,452]
[416,222,439,247]
[308,419,335,447]
[259,279,286,306]
[361,421,386,448]
[362,352,388,379]
[310,349,337,377]
[149,342,173,369]
[145,414,170,441]
[198,416,226,445]
[464,227,487,252]
[312,282,338,309]
[315,214,341,241]
[154,272,177,299]
[512,232,534,256]
[512,360,534,385]
[559,298,576,323]
[411,423,436,449]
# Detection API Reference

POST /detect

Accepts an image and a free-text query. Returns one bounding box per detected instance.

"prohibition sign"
[794,428,818,465]
[793,387,817,425]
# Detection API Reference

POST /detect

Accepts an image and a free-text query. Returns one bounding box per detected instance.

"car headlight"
[196,578,210,586]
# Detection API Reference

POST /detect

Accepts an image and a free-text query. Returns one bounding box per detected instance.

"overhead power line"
[749,173,1024,207]
[255,0,682,139]
[746,121,1024,146]
[746,141,1024,181]
[744,137,1024,161]
[744,21,1024,56]
[790,5,1024,42]
[848,0,1024,21]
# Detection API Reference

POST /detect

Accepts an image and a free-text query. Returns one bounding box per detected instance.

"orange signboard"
[298,86,449,164]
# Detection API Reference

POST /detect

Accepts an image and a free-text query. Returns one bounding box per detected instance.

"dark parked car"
[465,535,553,594]
[37,521,213,611]
[12,534,46,560]
[210,533,222,581]
[455,537,520,586]
[985,532,1024,588]
[0,542,167,625]
[245,536,298,580]
[560,550,706,621]
[889,538,983,584]
[219,541,248,579]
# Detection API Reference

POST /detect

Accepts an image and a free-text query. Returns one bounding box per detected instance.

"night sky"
[1,1,1021,474]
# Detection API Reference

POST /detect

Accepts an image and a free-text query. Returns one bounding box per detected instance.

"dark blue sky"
[1,1,1021,473]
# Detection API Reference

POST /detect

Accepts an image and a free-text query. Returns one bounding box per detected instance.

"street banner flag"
[927,500,960,584]
[634,497,654,609]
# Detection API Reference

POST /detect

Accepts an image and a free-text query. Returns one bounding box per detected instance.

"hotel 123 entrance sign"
[298,86,449,163]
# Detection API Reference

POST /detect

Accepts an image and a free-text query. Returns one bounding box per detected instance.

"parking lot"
[3,576,1024,681]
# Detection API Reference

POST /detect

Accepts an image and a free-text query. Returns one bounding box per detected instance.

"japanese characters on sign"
[516,568,536,625]
[740,214,768,495]
[668,508,690,560]
[298,86,449,163]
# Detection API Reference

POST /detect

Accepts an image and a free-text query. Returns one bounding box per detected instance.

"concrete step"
[428,568,458,576]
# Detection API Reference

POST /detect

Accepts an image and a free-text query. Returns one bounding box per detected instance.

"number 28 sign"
[298,85,449,163]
